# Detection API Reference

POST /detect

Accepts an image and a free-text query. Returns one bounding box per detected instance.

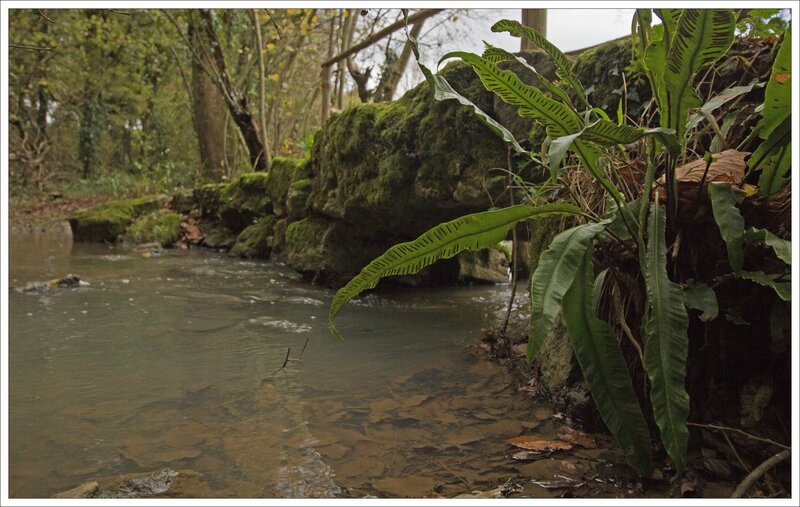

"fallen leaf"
[656,149,749,186]
[556,427,598,449]
[507,435,573,452]
[774,71,790,84]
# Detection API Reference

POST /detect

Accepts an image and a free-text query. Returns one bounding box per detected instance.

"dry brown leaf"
[556,427,598,449]
[656,149,749,187]
[507,435,573,452]
[774,72,790,84]
[181,217,203,243]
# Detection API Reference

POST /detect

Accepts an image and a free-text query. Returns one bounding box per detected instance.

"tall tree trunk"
[374,18,426,102]
[521,9,547,50]
[188,16,227,181]
[251,9,272,169]
[199,9,267,172]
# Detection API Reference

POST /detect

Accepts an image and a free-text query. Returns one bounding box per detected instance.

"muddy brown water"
[8,228,635,498]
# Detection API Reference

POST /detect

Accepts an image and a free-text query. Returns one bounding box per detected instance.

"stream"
[8,228,629,498]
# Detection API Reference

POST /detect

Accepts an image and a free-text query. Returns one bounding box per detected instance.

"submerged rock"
[95,469,179,498]
[17,274,89,292]
[69,195,169,242]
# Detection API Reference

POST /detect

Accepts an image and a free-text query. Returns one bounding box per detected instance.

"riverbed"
[8,228,632,498]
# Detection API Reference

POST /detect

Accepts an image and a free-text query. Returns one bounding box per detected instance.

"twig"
[264,9,282,40]
[688,422,791,450]
[298,336,310,360]
[9,43,55,51]
[731,450,790,498]
[38,9,54,23]
[281,347,291,368]
[722,430,751,473]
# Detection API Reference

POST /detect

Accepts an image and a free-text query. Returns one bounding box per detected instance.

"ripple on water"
[248,317,312,333]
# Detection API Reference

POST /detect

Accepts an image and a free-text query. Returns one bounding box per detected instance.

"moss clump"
[200,221,238,249]
[69,195,169,242]
[267,157,299,215]
[171,189,197,214]
[284,217,329,273]
[286,178,313,221]
[126,210,183,247]
[218,172,272,231]
[193,183,227,217]
[572,39,652,119]
[230,216,276,259]
[309,61,508,239]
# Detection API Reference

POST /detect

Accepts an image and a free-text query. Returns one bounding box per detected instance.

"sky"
[400,8,637,93]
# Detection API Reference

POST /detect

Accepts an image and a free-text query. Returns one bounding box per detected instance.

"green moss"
[193,183,227,217]
[573,39,652,119]
[286,178,313,220]
[284,217,329,273]
[171,189,196,214]
[230,216,276,258]
[267,157,308,217]
[309,60,507,238]
[218,172,272,231]
[126,210,183,247]
[69,195,169,242]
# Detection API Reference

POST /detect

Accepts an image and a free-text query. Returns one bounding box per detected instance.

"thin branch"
[264,9,282,40]
[9,43,55,51]
[688,422,791,450]
[731,450,790,498]
[37,9,54,23]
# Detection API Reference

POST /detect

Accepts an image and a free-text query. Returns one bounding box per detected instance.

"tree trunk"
[374,18,426,102]
[199,9,267,172]
[521,9,547,50]
[251,9,272,169]
[188,16,227,181]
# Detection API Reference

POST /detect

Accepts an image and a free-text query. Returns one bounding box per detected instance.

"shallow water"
[8,229,566,498]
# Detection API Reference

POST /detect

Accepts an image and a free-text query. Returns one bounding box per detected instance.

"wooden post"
[521,9,547,50]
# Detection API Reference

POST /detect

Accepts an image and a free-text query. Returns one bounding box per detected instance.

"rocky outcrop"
[69,195,169,242]
[66,36,772,289]
[126,210,183,248]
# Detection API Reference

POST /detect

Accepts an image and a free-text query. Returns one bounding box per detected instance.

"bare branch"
[37,9,54,23]
[10,43,55,51]
[264,9,282,40]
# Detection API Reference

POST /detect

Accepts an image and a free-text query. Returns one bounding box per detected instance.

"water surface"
[8,229,560,498]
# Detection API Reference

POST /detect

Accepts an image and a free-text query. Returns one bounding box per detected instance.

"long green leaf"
[528,221,609,360]
[328,203,582,339]
[563,248,653,475]
[685,81,764,130]
[551,120,680,158]
[757,24,792,139]
[749,115,792,195]
[432,75,531,157]
[663,10,735,143]
[743,227,792,265]
[740,271,791,301]
[643,202,690,477]
[441,51,581,137]
[491,18,588,106]
[481,42,573,105]
[708,182,745,273]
